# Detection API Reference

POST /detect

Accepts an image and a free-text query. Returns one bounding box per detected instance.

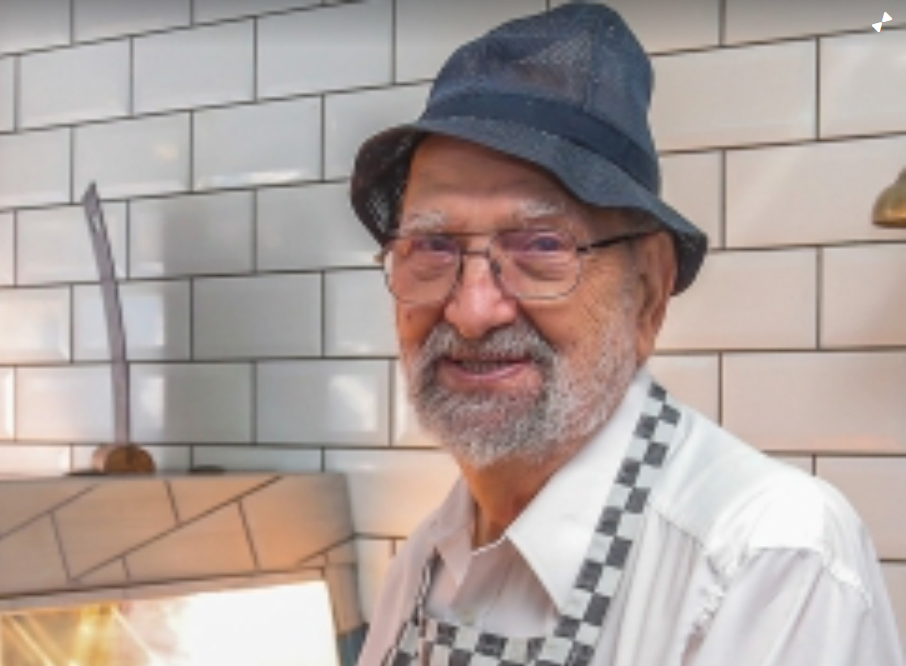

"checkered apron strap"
[535,382,680,666]
[380,383,681,666]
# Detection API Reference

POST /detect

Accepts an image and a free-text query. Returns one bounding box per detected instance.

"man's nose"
[443,253,518,340]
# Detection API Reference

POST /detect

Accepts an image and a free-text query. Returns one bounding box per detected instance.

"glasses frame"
[374,227,659,305]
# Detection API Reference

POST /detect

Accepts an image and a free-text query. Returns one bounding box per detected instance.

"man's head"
[349,4,706,468]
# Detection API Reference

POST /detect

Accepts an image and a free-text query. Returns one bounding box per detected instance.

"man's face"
[395,136,671,469]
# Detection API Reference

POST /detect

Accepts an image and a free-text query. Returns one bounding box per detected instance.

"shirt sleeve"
[685,548,904,666]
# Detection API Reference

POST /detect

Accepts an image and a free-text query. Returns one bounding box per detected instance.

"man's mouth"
[437,355,536,385]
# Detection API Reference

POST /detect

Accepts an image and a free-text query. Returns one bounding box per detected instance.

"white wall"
[0,0,904,634]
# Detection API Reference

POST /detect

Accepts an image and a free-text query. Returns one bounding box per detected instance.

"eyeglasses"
[375,227,657,305]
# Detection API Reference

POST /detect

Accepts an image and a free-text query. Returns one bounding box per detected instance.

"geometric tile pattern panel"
[0,473,357,628]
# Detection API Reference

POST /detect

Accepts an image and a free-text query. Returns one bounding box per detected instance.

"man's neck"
[459,438,584,549]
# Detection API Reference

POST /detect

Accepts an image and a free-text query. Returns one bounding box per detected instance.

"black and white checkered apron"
[381,382,681,666]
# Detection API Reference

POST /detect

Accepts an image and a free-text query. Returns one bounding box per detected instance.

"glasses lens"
[494,229,580,298]
[385,235,459,303]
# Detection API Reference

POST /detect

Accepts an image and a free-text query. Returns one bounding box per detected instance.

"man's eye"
[504,231,571,253]
[410,236,458,254]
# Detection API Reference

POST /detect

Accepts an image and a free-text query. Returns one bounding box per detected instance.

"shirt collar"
[507,368,652,610]
[424,368,652,606]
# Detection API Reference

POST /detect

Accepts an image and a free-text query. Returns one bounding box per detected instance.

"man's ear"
[632,232,676,363]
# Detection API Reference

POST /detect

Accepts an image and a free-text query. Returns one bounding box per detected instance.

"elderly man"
[349,4,903,666]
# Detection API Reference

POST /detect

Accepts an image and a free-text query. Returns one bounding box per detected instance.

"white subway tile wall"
[0,58,14,132]
[0,214,13,285]
[0,2,903,628]
[74,114,191,199]
[0,0,70,55]
[73,281,192,361]
[323,271,396,357]
[130,191,254,278]
[17,203,127,285]
[0,287,71,363]
[193,98,321,189]
[726,136,906,248]
[324,84,429,179]
[133,22,255,114]
[820,30,906,138]
[650,41,816,151]
[0,129,70,208]
[0,368,12,439]
[73,0,190,42]
[194,274,322,358]
[20,41,130,129]
[257,183,378,270]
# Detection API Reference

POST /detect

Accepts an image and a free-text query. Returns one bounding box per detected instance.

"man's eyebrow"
[399,210,447,233]
[514,198,567,222]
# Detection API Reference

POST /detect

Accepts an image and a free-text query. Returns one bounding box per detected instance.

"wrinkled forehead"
[398,136,625,237]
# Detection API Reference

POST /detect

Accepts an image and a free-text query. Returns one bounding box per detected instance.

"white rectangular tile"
[131,363,252,443]
[823,244,906,348]
[550,0,719,53]
[74,0,190,41]
[0,129,70,208]
[0,444,72,476]
[0,368,13,439]
[325,449,458,535]
[395,0,545,82]
[191,446,321,473]
[0,287,70,363]
[724,352,906,453]
[257,361,390,445]
[646,354,720,422]
[0,57,14,131]
[20,41,129,129]
[130,191,253,278]
[324,271,396,357]
[258,0,392,97]
[0,213,13,285]
[650,41,816,151]
[195,0,319,22]
[257,183,378,271]
[18,365,112,441]
[393,360,439,449]
[817,457,906,560]
[193,98,321,190]
[726,136,906,248]
[881,563,906,652]
[821,30,906,138]
[0,0,70,55]
[75,114,190,199]
[660,152,723,248]
[17,203,127,285]
[74,281,191,361]
[71,444,190,473]
[726,0,889,45]
[658,249,817,351]
[355,538,393,622]
[194,274,321,359]
[324,84,429,180]
[134,22,254,114]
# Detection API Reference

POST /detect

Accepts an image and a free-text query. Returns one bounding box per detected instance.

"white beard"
[401,294,639,469]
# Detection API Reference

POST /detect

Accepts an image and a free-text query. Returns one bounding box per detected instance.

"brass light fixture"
[873,168,906,228]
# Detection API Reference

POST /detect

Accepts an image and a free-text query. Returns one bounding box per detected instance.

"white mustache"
[410,318,555,379]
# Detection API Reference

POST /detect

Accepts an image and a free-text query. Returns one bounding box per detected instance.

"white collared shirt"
[358,370,905,666]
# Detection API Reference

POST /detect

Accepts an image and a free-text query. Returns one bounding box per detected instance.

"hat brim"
[350,115,707,294]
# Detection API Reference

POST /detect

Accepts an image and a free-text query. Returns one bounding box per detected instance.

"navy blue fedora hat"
[350,3,707,294]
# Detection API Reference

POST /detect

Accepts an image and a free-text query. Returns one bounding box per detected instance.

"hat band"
[424,93,659,192]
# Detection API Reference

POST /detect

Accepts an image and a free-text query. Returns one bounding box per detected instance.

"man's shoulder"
[653,403,872,582]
